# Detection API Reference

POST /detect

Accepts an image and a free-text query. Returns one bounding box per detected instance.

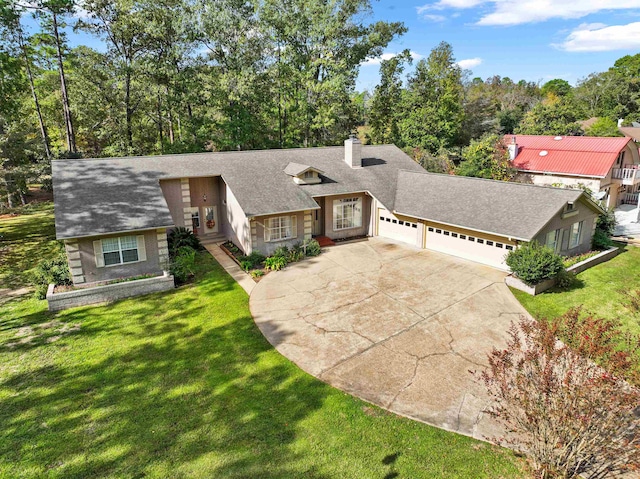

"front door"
[312,208,323,235]
[203,206,219,234]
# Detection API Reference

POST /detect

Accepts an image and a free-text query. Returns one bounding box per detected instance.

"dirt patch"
[4,319,81,349]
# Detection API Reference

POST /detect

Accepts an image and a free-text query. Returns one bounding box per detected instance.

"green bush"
[264,255,287,271]
[303,239,321,257]
[592,228,613,250]
[272,246,289,259]
[32,245,72,299]
[170,246,197,284]
[238,251,265,270]
[168,227,201,254]
[250,269,265,278]
[596,209,616,236]
[555,269,577,290]
[288,243,305,262]
[505,241,564,286]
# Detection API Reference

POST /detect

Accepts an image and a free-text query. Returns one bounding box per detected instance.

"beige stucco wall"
[253,210,306,255]
[76,229,164,284]
[517,172,603,193]
[160,179,185,228]
[224,184,251,254]
[533,198,598,256]
[323,193,371,240]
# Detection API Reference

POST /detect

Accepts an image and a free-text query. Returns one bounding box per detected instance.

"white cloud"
[417,0,640,26]
[417,0,484,13]
[457,57,483,69]
[555,22,640,51]
[421,14,447,22]
[362,51,423,66]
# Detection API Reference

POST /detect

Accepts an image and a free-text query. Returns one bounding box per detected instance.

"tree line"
[1,0,640,206]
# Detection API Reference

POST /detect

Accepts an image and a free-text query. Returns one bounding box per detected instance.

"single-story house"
[52,138,603,284]
[508,134,640,208]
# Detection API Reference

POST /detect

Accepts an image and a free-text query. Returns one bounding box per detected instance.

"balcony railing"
[612,167,640,185]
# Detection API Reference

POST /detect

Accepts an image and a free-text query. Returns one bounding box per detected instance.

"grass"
[0,212,528,478]
[0,202,58,290]
[512,244,640,337]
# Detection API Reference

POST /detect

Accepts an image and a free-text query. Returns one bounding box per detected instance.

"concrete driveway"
[250,238,529,440]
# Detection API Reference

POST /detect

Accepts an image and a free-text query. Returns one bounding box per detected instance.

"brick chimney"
[344,135,362,168]
[507,136,518,160]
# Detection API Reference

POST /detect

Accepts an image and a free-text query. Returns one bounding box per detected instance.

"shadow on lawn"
[0,267,330,478]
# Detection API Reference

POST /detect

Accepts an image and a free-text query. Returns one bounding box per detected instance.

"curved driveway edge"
[249,238,530,441]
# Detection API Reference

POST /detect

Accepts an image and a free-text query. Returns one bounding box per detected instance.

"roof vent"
[554,136,562,140]
[539,150,548,157]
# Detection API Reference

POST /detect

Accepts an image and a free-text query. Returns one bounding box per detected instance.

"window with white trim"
[102,236,140,266]
[333,197,362,230]
[545,229,560,252]
[303,171,315,179]
[569,221,583,248]
[264,216,297,242]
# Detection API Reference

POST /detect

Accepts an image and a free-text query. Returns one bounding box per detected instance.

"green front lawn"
[513,245,640,337]
[0,202,58,289]
[0,254,527,478]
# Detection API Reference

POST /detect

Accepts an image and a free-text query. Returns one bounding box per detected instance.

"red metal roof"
[506,135,632,178]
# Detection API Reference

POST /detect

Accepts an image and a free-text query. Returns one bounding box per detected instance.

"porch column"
[65,240,85,285]
[303,210,313,240]
[250,219,258,252]
[157,229,170,270]
[180,178,192,231]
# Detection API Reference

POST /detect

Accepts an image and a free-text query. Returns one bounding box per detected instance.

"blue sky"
[358,0,640,91]
[21,0,640,92]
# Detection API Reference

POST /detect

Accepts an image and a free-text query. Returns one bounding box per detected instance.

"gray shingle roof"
[52,145,425,239]
[394,171,595,240]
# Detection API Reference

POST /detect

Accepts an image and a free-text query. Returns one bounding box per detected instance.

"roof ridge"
[397,169,584,195]
[51,143,398,163]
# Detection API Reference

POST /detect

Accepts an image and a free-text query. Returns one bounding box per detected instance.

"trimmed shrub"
[32,245,72,299]
[303,238,321,257]
[168,227,201,253]
[505,241,564,285]
[170,246,197,284]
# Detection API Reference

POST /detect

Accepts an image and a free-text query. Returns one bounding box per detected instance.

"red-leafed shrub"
[480,314,640,478]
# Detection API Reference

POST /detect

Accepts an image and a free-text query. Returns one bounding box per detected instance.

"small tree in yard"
[481,315,640,479]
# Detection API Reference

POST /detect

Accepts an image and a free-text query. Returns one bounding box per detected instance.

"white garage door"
[424,226,512,270]
[377,208,422,247]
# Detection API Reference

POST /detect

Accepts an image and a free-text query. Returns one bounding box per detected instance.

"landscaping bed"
[221,239,322,281]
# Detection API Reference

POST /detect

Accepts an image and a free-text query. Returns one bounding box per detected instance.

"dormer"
[284,162,324,185]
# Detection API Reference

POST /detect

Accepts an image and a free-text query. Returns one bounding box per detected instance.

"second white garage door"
[377,208,422,247]
[424,226,512,270]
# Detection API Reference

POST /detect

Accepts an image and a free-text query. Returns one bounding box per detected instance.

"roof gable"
[393,171,600,240]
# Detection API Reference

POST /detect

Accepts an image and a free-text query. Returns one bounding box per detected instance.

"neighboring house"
[508,134,640,209]
[579,117,640,142]
[52,138,603,283]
